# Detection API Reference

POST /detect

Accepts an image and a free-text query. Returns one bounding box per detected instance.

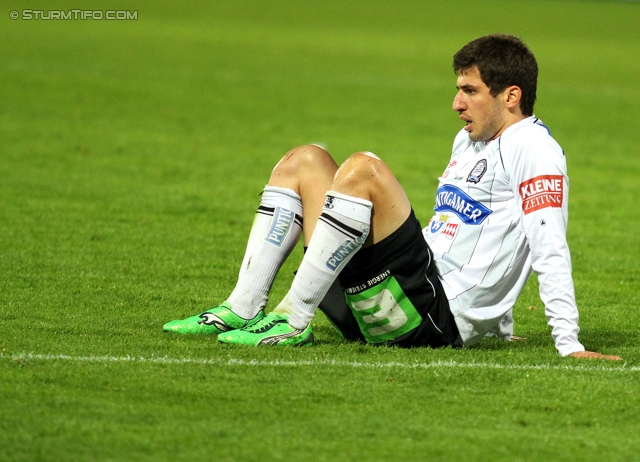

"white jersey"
[423,116,585,357]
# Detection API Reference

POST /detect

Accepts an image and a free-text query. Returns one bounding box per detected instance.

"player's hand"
[568,350,622,361]
[510,335,528,341]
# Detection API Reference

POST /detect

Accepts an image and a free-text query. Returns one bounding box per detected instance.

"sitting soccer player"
[164,34,620,360]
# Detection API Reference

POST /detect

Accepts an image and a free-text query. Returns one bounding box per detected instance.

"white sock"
[273,191,372,328]
[226,185,303,318]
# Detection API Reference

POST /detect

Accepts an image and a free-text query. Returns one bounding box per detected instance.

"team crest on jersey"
[467,159,487,183]
[434,185,492,225]
[519,175,563,215]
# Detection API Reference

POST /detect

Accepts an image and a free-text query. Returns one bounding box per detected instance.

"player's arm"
[568,351,621,360]
[506,127,620,359]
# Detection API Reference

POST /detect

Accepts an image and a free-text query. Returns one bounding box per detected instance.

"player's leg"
[268,146,369,340]
[218,151,413,345]
[331,151,412,245]
[163,144,337,335]
[267,144,339,245]
[224,144,337,316]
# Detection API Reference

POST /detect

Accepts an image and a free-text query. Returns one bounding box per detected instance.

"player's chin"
[468,131,482,142]
[468,129,493,143]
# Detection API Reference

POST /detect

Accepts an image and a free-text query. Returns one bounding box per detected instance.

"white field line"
[2,352,637,373]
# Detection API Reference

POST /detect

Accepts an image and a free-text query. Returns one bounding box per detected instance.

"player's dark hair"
[453,34,538,116]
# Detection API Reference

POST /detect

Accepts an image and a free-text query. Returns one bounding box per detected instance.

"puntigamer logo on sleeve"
[519,175,563,214]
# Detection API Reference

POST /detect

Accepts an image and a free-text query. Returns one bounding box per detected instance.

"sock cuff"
[262,185,303,216]
[326,190,372,208]
[325,191,372,223]
[263,185,301,200]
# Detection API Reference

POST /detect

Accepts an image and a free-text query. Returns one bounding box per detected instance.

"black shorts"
[318,210,461,348]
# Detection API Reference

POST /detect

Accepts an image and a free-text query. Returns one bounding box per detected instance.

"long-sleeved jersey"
[423,116,585,356]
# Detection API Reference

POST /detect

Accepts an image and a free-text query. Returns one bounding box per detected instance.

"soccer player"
[164,34,620,360]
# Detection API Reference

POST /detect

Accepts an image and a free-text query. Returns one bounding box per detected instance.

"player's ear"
[503,85,522,110]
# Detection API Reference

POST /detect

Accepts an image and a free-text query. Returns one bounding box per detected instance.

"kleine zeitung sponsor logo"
[519,175,563,214]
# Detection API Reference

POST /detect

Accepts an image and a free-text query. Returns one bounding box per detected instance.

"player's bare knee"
[334,151,386,190]
[272,144,332,177]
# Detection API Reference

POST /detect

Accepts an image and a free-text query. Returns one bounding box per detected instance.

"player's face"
[452,67,507,142]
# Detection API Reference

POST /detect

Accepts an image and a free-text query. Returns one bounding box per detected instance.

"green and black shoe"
[163,302,264,335]
[218,313,313,346]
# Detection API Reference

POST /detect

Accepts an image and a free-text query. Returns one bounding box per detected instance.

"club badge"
[467,159,487,183]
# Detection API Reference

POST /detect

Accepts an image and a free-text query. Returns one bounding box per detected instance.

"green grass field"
[1,0,639,460]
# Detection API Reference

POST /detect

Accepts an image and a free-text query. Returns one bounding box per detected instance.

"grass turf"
[1,0,639,460]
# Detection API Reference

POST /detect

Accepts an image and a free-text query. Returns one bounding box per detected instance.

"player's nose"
[452,90,465,112]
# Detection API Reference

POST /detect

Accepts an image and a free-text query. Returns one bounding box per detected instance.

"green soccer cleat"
[217,313,313,346]
[163,302,264,335]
